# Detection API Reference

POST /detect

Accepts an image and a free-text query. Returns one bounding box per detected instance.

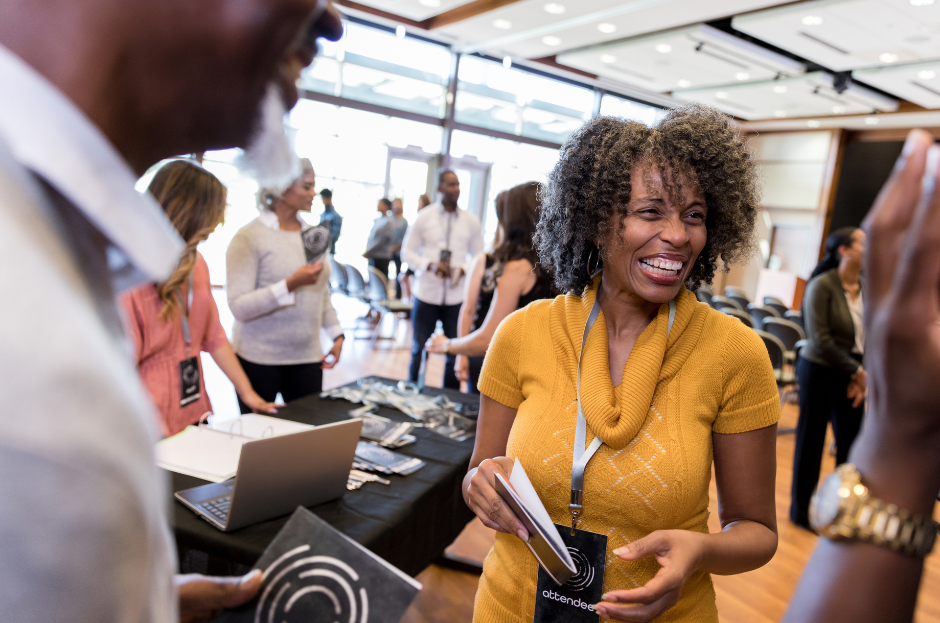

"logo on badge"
[562,546,595,592]
[182,364,199,386]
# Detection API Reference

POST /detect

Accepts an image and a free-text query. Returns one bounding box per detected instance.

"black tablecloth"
[168,377,477,578]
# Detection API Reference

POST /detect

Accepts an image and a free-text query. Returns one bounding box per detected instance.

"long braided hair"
[149,160,227,321]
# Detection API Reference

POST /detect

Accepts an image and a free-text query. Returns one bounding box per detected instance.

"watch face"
[810,471,844,529]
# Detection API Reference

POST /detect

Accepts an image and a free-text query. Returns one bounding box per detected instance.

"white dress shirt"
[0,45,181,623]
[401,202,484,306]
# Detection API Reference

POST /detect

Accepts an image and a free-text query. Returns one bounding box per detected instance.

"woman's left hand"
[241,391,279,414]
[425,334,448,354]
[595,530,708,622]
[321,336,344,369]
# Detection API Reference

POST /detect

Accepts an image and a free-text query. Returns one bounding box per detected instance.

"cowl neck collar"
[564,278,707,450]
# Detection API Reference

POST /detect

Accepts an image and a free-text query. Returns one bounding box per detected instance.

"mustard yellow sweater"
[474,285,780,623]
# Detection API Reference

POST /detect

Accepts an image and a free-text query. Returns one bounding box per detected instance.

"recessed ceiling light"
[807,120,821,128]
[880,52,900,63]
[542,35,562,46]
[418,0,441,6]
[655,43,673,54]
[396,25,406,38]
[774,110,788,118]
[832,105,846,113]
[802,15,824,26]
[600,54,616,64]
[598,23,617,34]
[918,69,937,79]
[864,116,880,125]
[493,19,512,29]
[543,3,566,14]
[715,91,729,100]
[677,79,692,88]
[773,85,788,94]
[735,72,751,81]
[503,56,512,69]
[910,0,935,6]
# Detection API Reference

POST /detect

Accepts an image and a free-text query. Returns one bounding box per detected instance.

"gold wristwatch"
[810,463,938,558]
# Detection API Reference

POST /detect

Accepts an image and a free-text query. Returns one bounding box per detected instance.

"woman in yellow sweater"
[465,105,780,623]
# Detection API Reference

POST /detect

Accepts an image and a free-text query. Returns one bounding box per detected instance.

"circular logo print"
[562,547,594,592]
[182,364,198,386]
[255,544,369,623]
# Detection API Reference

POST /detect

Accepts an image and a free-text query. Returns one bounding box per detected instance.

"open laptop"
[175,419,362,531]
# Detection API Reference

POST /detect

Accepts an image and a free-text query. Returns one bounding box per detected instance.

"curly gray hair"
[534,104,760,294]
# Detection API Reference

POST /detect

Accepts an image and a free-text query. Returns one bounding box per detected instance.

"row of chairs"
[327,256,412,349]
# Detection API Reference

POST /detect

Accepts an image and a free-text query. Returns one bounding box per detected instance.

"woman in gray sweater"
[790,226,866,529]
[226,159,344,411]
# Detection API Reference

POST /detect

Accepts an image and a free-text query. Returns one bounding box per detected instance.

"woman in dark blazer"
[790,226,867,529]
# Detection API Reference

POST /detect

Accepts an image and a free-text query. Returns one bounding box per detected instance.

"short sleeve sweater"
[473,284,780,623]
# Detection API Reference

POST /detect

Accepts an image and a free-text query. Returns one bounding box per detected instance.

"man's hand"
[177,570,262,623]
[428,261,451,279]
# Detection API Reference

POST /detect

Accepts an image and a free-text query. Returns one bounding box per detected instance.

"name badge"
[534,524,607,623]
[179,356,201,407]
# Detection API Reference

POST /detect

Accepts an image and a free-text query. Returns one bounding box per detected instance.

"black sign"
[534,524,607,623]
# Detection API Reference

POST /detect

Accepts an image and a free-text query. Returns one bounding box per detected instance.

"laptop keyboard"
[200,496,231,523]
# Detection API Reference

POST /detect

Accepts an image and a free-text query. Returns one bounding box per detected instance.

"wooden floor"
[206,295,940,622]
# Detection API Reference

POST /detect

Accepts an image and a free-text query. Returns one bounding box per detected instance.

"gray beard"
[236,83,301,195]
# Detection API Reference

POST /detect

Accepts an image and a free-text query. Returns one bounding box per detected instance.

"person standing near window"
[790,226,867,530]
[365,197,393,279]
[318,188,342,255]
[402,170,483,389]
[226,158,345,412]
[389,197,409,299]
[121,160,277,437]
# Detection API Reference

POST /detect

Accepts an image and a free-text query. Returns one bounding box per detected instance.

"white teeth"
[641,258,683,275]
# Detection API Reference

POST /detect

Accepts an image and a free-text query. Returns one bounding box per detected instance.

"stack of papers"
[155,415,314,482]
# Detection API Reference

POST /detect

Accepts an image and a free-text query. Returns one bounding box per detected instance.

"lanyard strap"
[178,271,194,354]
[569,295,676,533]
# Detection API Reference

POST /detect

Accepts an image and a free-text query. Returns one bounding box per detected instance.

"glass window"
[599,94,662,126]
[456,56,594,144]
[300,22,451,118]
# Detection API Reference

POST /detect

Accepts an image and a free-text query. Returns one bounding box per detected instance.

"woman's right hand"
[286,262,323,291]
[455,355,470,383]
[465,457,529,541]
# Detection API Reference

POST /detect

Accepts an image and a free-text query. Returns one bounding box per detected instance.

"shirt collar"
[0,45,183,282]
[258,209,310,231]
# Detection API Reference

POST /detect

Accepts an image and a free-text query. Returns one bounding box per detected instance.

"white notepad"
[155,415,315,482]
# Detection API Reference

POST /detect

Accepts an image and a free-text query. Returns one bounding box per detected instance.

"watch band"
[844,496,937,558]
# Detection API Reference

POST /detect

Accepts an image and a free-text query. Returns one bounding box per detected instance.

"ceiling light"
[655,43,673,54]
[880,52,900,63]
[864,116,880,125]
[677,79,692,88]
[600,54,616,64]
[802,15,824,26]
[807,120,821,128]
[503,56,512,69]
[598,23,617,34]
[715,91,729,99]
[396,25,406,38]
[910,0,935,6]
[418,0,441,6]
[773,85,788,93]
[918,69,937,80]
[543,3,566,14]
[493,19,512,30]
[735,72,751,81]
[542,35,562,46]
[832,105,846,113]
[774,110,788,118]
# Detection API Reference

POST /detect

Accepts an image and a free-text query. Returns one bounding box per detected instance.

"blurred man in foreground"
[0,1,341,621]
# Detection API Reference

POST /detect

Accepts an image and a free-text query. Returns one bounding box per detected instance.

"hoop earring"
[586,246,600,277]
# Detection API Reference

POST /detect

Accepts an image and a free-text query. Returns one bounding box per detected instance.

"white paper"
[206,414,314,439]
[508,458,575,569]
[155,426,245,483]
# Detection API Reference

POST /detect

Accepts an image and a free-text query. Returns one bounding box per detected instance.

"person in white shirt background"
[401,170,484,388]
[0,0,342,622]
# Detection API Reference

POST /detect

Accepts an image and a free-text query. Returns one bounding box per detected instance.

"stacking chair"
[366,267,413,349]
[710,295,743,313]
[721,307,754,329]
[725,285,748,298]
[784,310,804,330]
[763,317,805,364]
[727,292,751,312]
[343,264,368,302]
[695,289,712,305]
[327,255,348,296]
[756,329,796,403]
[763,296,790,317]
[747,304,780,330]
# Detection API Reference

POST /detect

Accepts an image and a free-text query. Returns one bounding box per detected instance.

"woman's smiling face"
[600,165,708,304]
